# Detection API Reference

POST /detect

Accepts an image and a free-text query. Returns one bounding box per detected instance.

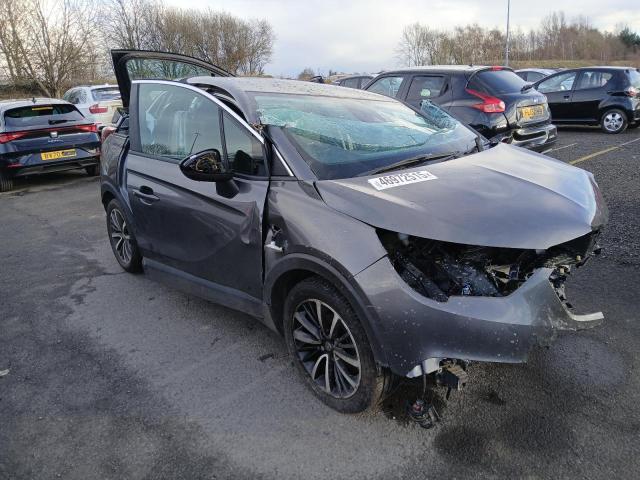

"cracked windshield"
[254,94,476,179]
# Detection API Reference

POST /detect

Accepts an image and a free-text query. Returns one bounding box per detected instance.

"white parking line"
[570,136,640,165]
[545,142,577,153]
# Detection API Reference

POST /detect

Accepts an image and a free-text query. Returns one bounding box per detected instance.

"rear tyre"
[85,164,99,176]
[283,276,385,413]
[106,199,142,273]
[0,172,14,192]
[600,109,628,134]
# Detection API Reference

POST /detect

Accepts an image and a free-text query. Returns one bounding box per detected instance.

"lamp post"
[505,0,511,66]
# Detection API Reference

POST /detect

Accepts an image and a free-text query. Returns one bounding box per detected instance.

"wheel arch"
[101,189,116,210]
[598,104,631,122]
[264,254,389,369]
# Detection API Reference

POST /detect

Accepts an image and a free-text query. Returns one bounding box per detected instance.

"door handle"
[133,186,159,204]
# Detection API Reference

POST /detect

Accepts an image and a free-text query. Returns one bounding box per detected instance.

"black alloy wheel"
[284,276,385,413]
[106,199,142,272]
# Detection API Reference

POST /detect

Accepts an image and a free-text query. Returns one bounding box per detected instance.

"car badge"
[50,131,58,138]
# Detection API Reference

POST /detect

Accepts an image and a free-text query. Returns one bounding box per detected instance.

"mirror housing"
[179,149,232,182]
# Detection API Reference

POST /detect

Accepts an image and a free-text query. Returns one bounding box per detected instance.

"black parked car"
[364,65,557,151]
[0,98,100,192]
[101,50,606,414]
[533,67,640,133]
[334,75,374,89]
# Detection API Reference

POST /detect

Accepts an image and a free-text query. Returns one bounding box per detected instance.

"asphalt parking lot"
[1,127,640,479]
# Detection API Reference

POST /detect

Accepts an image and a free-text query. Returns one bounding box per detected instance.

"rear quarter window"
[468,69,527,94]
[92,88,122,101]
[628,70,640,89]
[3,104,85,129]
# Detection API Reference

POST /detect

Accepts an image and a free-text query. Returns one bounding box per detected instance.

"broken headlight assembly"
[377,229,601,302]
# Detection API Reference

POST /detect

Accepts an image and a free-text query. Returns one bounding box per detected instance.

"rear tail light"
[77,124,98,133]
[89,103,108,114]
[624,86,639,97]
[101,126,116,143]
[0,132,27,143]
[0,124,97,143]
[466,88,506,113]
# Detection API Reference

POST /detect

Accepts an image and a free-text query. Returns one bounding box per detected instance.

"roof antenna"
[31,97,36,103]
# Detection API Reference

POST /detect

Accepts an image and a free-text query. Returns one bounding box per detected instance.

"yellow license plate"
[41,149,76,161]
[521,105,544,120]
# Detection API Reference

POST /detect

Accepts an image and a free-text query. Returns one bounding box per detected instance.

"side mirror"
[179,149,232,182]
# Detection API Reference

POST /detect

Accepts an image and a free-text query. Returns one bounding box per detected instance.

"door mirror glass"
[179,149,232,182]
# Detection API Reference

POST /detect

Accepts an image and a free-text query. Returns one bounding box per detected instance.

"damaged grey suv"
[101,51,607,413]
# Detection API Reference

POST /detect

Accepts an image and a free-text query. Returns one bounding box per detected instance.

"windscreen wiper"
[48,119,70,125]
[521,83,534,92]
[361,152,458,177]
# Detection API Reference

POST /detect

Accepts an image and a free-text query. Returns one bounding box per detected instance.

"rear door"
[569,70,615,121]
[125,80,267,300]
[111,50,232,108]
[536,71,578,121]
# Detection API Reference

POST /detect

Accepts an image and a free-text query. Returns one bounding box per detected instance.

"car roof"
[515,68,555,73]
[553,66,637,73]
[184,77,395,123]
[67,84,118,90]
[0,98,70,112]
[338,75,373,80]
[377,65,507,74]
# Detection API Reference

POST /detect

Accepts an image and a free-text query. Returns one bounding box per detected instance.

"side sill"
[143,258,264,319]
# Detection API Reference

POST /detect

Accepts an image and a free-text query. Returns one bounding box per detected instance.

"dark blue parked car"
[0,98,100,192]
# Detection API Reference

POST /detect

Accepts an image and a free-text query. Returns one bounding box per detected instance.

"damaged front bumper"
[354,258,603,377]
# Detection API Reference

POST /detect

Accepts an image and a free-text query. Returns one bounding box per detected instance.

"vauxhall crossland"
[100,51,606,413]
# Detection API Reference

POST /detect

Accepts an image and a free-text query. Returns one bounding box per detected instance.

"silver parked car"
[100,50,607,414]
[62,84,122,128]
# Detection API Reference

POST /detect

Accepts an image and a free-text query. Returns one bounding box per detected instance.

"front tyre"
[106,199,142,273]
[85,164,99,176]
[0,171,14,192]
[600,109,628,134]
[284,276,384,413]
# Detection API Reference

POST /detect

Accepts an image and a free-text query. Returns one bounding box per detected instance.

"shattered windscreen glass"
[252,93,476,179]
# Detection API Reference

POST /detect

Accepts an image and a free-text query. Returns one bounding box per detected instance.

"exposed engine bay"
[378,229,602,303]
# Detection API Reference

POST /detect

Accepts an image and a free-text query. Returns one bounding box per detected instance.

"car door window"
[358,77,372,88]
[66,90,79,104]
[78,89,88,104]
[575,71,613,90]
[138,83,223,162]
[366,76,405,98]
[407,76,445,103]
[341,78,359,89]
[528,72,545,82]
[537,72,577,93]
[222,112,266,176]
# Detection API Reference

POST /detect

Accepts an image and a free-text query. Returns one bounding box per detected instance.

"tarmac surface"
[1,126,639,479]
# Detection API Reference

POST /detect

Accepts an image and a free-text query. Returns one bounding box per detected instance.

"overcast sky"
[166,0,640,76]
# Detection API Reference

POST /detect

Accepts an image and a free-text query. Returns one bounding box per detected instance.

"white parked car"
[62,85,122,128]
